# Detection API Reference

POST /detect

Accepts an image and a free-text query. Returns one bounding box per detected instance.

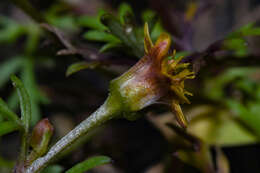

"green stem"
[25,95,120,173]
[20,130,28,162]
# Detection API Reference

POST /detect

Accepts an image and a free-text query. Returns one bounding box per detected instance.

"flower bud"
[30,118,54,158]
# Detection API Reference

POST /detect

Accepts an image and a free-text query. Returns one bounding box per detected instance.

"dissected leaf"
[66,62,100,77]
[0,57,23,88]
[0,121,20,136]
[118,3,133,24]
[227,100,260,138]
[11,75,31,132]
[42,165,64,173]
[228,23,260,38]
[223,38,248,57]
[84,30,121,43]
[0,98,21,126]
[48,15,78,32]
[77,10,107,31]
[0,16,26,43]
[78,15,107,31]
[101,14,143,57]
[65,156,111,173]
[99,42,120,53]
[205,67,259,101]
[25,24,41,55]
[22,57,49,125]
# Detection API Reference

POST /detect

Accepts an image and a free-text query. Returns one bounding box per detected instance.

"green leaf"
[0,121,20,136]
[101,14,143,57]
[77,16,107,31]
[48,15,78,32]
[228,23,260,38]
[174,51,191,59]
[0,16,26,43]
[84,30,121,43]
[21,57,48,125]
[118,3,133,24]
[226,100,260,138]
[10,75,31,132]
[7,91,19,110]
[141,10,158,34]
[65,156,111,173]
[204,67,259,101]
[223,38,248,57]
[99,42,120,53]
[142,10,156,23]
[0,57,23,88]
[66,62,99,77]
[0,98,21,126]
[25,24,41,55]
[42,165,63,173]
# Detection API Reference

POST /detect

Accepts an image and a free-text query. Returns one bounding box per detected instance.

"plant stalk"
[25,96,120,173]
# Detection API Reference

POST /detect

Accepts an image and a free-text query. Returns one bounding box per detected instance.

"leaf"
[21,57,48,125]
[84,30,120,43]
[99,42,120,53]
[10,75,31,133]
[226,100,260,138]
[204,67,259,101]
[0,121,20,136]
[101,14,143,57]
[77,10,107,31]
[66,62,100,77]
[118,3,133,24]
[42,165,63,173]
[48,15,78,32]
[7,91,19,110]
[0,98,21,126]
[77,16,107,31]
[228,23,260,38]
[0,16,26,43]
[223,38,248,57]
[25,24,41,55]
[142,10,158,35]
[0,57,23,88]
[151,22,164,41]
[142,10,156,24]
[65,156,111,173]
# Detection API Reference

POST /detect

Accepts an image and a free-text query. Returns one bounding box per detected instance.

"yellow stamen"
[171,100,188,128]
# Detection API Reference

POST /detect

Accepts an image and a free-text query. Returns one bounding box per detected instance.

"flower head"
[109,23,195,128]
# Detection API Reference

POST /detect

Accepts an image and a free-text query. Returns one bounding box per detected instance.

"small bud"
[30,118,54,158]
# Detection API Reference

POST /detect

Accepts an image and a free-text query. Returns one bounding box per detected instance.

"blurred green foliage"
[77,3,164,57]
[66,156,111,173]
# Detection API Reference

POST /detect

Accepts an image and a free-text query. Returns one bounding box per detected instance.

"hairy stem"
[25,96,120,173]
[19,131,28,162]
